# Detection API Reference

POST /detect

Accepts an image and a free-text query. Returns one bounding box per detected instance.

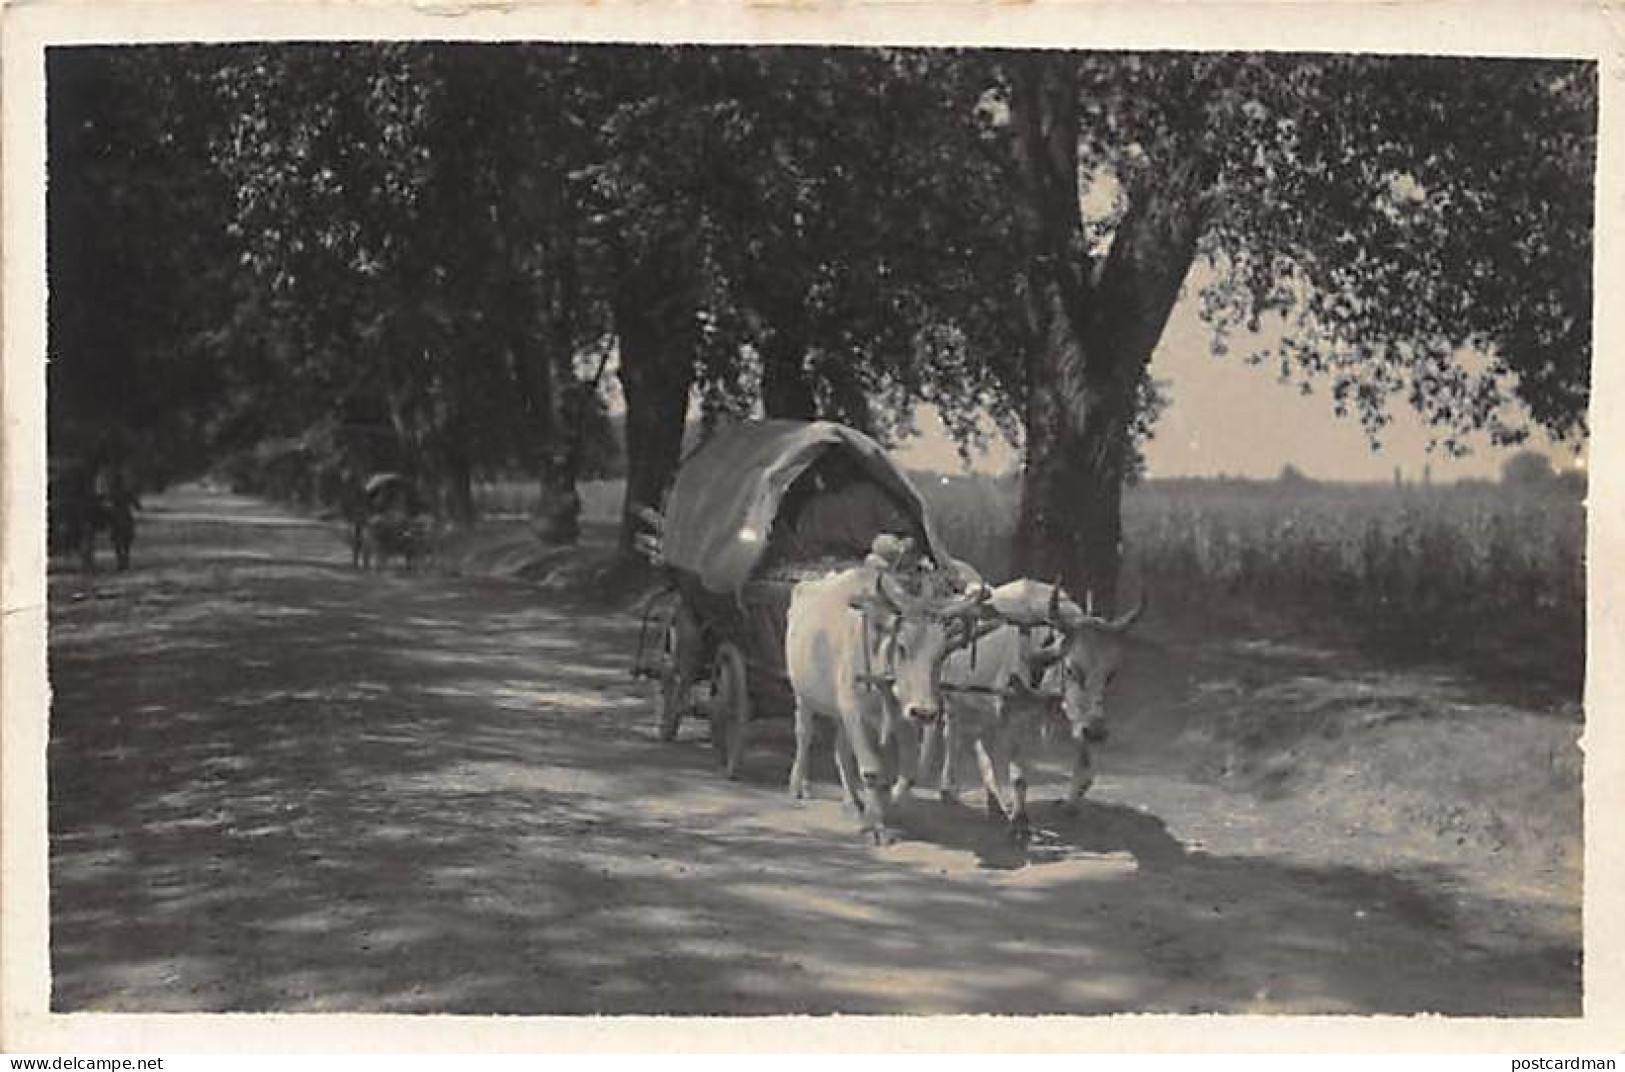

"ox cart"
[632,419,962,778]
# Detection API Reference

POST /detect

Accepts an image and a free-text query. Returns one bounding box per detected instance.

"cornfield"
[917,472,1586,684]
[479,467,1584,683]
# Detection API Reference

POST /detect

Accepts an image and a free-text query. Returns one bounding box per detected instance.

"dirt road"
[46,485,1581,1015]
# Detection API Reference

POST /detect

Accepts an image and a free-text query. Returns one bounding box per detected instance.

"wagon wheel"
[656,602,699,742]
[708,642,752,780]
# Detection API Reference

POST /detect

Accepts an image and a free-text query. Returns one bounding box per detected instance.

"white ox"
[786,565,988,843]
[924,579,1143,840]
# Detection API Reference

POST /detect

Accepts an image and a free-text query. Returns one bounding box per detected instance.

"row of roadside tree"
[49,44,1593,599]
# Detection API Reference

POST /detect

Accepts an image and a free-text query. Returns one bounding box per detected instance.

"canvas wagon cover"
[661,419,948,596]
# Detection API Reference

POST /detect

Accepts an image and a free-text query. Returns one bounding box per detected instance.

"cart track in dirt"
[44,485,1581,1015]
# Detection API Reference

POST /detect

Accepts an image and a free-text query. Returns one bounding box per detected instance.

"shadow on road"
[44,488,1581,1016]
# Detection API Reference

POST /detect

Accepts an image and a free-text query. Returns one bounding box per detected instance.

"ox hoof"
[863,825,899,847]
[939,789,959,805]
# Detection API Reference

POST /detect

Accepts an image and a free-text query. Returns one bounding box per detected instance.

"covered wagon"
[633,419,960,777]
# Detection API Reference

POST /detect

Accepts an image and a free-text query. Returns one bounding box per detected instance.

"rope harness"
[857,602,924,691]
[853,604,1060,700]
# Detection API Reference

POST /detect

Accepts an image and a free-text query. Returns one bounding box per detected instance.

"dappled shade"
[46,489,1580,1014]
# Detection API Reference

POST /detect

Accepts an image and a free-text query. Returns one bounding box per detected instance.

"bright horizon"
[893,289,1585,484]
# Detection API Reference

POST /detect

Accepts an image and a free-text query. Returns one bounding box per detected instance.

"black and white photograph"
[2,0,1619,1051]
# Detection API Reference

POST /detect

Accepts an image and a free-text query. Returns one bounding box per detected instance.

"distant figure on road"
[354,472,431,571]
[52,455,142,572]
[49,459,98,568]
[99,466,142,571]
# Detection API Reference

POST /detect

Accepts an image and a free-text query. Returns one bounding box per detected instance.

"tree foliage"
[1193,55,1593,449]
[47,47,238,479]
[1501,449,1557,488]
[47,44,1593,575]
[207,44,620,523]
[954,50,1595,599]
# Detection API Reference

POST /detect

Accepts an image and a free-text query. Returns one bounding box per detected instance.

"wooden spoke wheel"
[708,642,752,780]
[656,603,700,743]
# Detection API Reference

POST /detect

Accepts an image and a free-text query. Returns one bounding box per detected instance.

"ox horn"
[938,581,991,622]
[1049,579,1088,632]
[1107,590,1148,633]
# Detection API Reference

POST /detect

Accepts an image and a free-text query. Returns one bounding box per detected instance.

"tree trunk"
[822,365,874,434]
[1007,52,1212,611]
[1014,304,1132,608]
[759,326,816,420]
[532,349,582,546]
[382,377,421,486]
[531,284,584,546]
[439,441,476,524]
[427,350,478,522]
[534,460,581,544]
[509,336,582,545]
[614,241,698,556]
[509,227,586,546]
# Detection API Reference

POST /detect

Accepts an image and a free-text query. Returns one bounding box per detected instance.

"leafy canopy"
[909,51,1593,456]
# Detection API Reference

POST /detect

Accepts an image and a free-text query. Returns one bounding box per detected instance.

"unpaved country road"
[46,485,1580,1015]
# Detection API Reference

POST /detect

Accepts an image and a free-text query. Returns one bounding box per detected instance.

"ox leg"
[915,717,944,796]
[945,716,966,802]
[789,700,815,801]
[847,724,896,844]
[860,773,895,844]
[1059,741,1095,816]
[924,714,963,803]
[1007,736,1032,844]
[972,737,1010,820]
[831,725,865,813]
[888,714,921,805]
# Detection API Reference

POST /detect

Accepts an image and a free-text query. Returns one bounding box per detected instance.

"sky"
[893,289,1584,483]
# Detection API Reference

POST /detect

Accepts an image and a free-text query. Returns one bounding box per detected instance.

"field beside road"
[480,472,1584,699]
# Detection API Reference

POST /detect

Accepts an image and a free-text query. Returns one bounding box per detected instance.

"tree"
[48,47,241,483]
[1278,463,1311,486]
[570,46,713,552]
[52,44,1592,589]
[1500,450,1556,489]
[430,45,613,541]
[696,48,967,439]
[209,45,468,502]
[571,46,962,550]
[207,43,620,529]
[985,52,1593,605]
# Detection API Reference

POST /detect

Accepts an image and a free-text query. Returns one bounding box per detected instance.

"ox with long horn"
[789,562,998,843]
[1043,582,1146,811]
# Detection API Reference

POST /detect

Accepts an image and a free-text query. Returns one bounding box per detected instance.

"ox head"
[1027,583,1145,744]
[865,571,990,725]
